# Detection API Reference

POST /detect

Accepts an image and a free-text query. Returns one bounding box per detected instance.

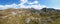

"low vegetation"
[0,8,60,24]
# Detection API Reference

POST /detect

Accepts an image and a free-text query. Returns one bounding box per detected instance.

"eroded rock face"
[0,8,60,24]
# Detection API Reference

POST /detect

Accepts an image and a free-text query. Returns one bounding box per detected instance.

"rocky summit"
[0,8,60,24]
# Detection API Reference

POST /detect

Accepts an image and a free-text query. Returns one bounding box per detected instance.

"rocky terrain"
[0,8,60,24]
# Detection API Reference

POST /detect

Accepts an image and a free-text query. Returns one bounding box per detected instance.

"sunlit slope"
[0,8,60,24]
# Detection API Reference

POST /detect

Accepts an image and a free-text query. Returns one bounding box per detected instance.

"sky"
[0,0,60,9]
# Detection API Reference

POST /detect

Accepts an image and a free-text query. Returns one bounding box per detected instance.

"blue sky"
[39,0,60,8]
[0,0,60,9]
[0,0,20,5]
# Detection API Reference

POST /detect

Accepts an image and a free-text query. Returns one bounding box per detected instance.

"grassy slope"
[0,8,60,24]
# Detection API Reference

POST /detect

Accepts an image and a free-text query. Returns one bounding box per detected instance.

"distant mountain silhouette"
[41,8,60,12]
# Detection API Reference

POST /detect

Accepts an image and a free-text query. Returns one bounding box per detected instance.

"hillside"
[0,8,60,24]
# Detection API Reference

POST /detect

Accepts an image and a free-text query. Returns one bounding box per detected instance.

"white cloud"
[5,4,18,8]
[0,3,18,9]
[19,0,46,9]
[34,1,38,4]
[0,0,47,10]
[28,2,34,5]
[52,7,60,10]
[0,5,4,7]
[27,1,38,5]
